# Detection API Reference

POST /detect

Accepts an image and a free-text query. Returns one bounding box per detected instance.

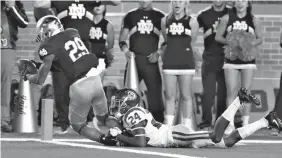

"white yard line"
[1,138,205,158]
[46,141,205,158]
[2,138,282,144]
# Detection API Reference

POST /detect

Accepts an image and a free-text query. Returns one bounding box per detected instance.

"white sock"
[243,116,250,126]
[215,139,227,148]
[165,115,175,126]
[222,97,241,122]
[183,118,192,129]
[237,118,269,139]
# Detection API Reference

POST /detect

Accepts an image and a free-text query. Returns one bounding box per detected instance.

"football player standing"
[25,15,120,145]
[33,0,120,133]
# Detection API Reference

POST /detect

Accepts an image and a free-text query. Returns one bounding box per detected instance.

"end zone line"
[43,140,206,158]
[240,140,282,144]
[0,138,205,158]
[2,138,282,144]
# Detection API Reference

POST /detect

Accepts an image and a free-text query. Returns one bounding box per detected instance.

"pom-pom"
[223,30,260,62]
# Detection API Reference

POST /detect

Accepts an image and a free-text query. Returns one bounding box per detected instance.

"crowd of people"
[1,0,282,144]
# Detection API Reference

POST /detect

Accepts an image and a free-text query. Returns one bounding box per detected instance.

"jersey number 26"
[65,37,89,62]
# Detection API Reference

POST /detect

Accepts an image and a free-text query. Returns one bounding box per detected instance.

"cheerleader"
[160,0,199,129]
[89,4,114,81]
[215,1,263,133]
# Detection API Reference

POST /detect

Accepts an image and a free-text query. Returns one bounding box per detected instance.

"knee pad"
[70,122,87,134]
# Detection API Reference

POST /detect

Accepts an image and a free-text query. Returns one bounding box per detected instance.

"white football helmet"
[35,15,63,42]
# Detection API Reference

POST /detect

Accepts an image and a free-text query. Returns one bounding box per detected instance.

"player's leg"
[224,111,282,147]
[210,88,260,143]
[163,74,178,126]
[171,124,211,147]
[177,74,194,129]
[241,69,256,126]
[69,80,101,141]
[224,68,240,134]
[91,76,121,129]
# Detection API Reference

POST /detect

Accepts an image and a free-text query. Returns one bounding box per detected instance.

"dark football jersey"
[51,0,101,44]
[122,8,165,56]
[163,15,195,70]
[89,18,109,58]
[38,28,98,84]
[225,10,256,64]
[197,6,230,54]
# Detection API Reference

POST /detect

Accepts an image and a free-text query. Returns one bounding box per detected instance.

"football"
[17,59,38,75]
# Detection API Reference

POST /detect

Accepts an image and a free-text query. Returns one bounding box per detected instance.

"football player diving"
[21,15,121,146]
[107,88,282,148]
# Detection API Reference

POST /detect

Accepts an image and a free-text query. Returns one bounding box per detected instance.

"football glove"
[98,134,119,146]
[109,127,122,137]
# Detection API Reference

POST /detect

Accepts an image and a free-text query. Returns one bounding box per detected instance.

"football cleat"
[265,111,282,133]
[238,87,260,106]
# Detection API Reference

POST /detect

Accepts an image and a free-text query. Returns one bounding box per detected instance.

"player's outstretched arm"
[115,121,147,147]
[26,54,55,85]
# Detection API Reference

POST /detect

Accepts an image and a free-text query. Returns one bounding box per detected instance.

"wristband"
[119,41,128,50]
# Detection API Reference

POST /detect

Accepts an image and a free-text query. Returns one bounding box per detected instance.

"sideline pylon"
[13,59,38,133]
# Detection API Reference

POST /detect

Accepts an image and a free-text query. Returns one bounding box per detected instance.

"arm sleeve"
[38,43,61,72]
[7,1,29,28]
[121,13,131,29]
[197,12,203,28]
[38,43,55,60]
[156,11,165,31]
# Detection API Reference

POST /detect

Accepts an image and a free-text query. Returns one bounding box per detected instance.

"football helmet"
[35,15,63,42]
[109,88,140,119]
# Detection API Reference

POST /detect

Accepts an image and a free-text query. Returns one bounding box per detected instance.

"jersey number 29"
[65,37,89,62]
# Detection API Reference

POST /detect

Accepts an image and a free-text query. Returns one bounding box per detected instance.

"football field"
[1,128,282,158]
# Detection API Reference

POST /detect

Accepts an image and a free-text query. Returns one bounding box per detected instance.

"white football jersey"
[122,107,174,147]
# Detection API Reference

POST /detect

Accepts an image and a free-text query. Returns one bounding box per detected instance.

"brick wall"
[13,2,282,81]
